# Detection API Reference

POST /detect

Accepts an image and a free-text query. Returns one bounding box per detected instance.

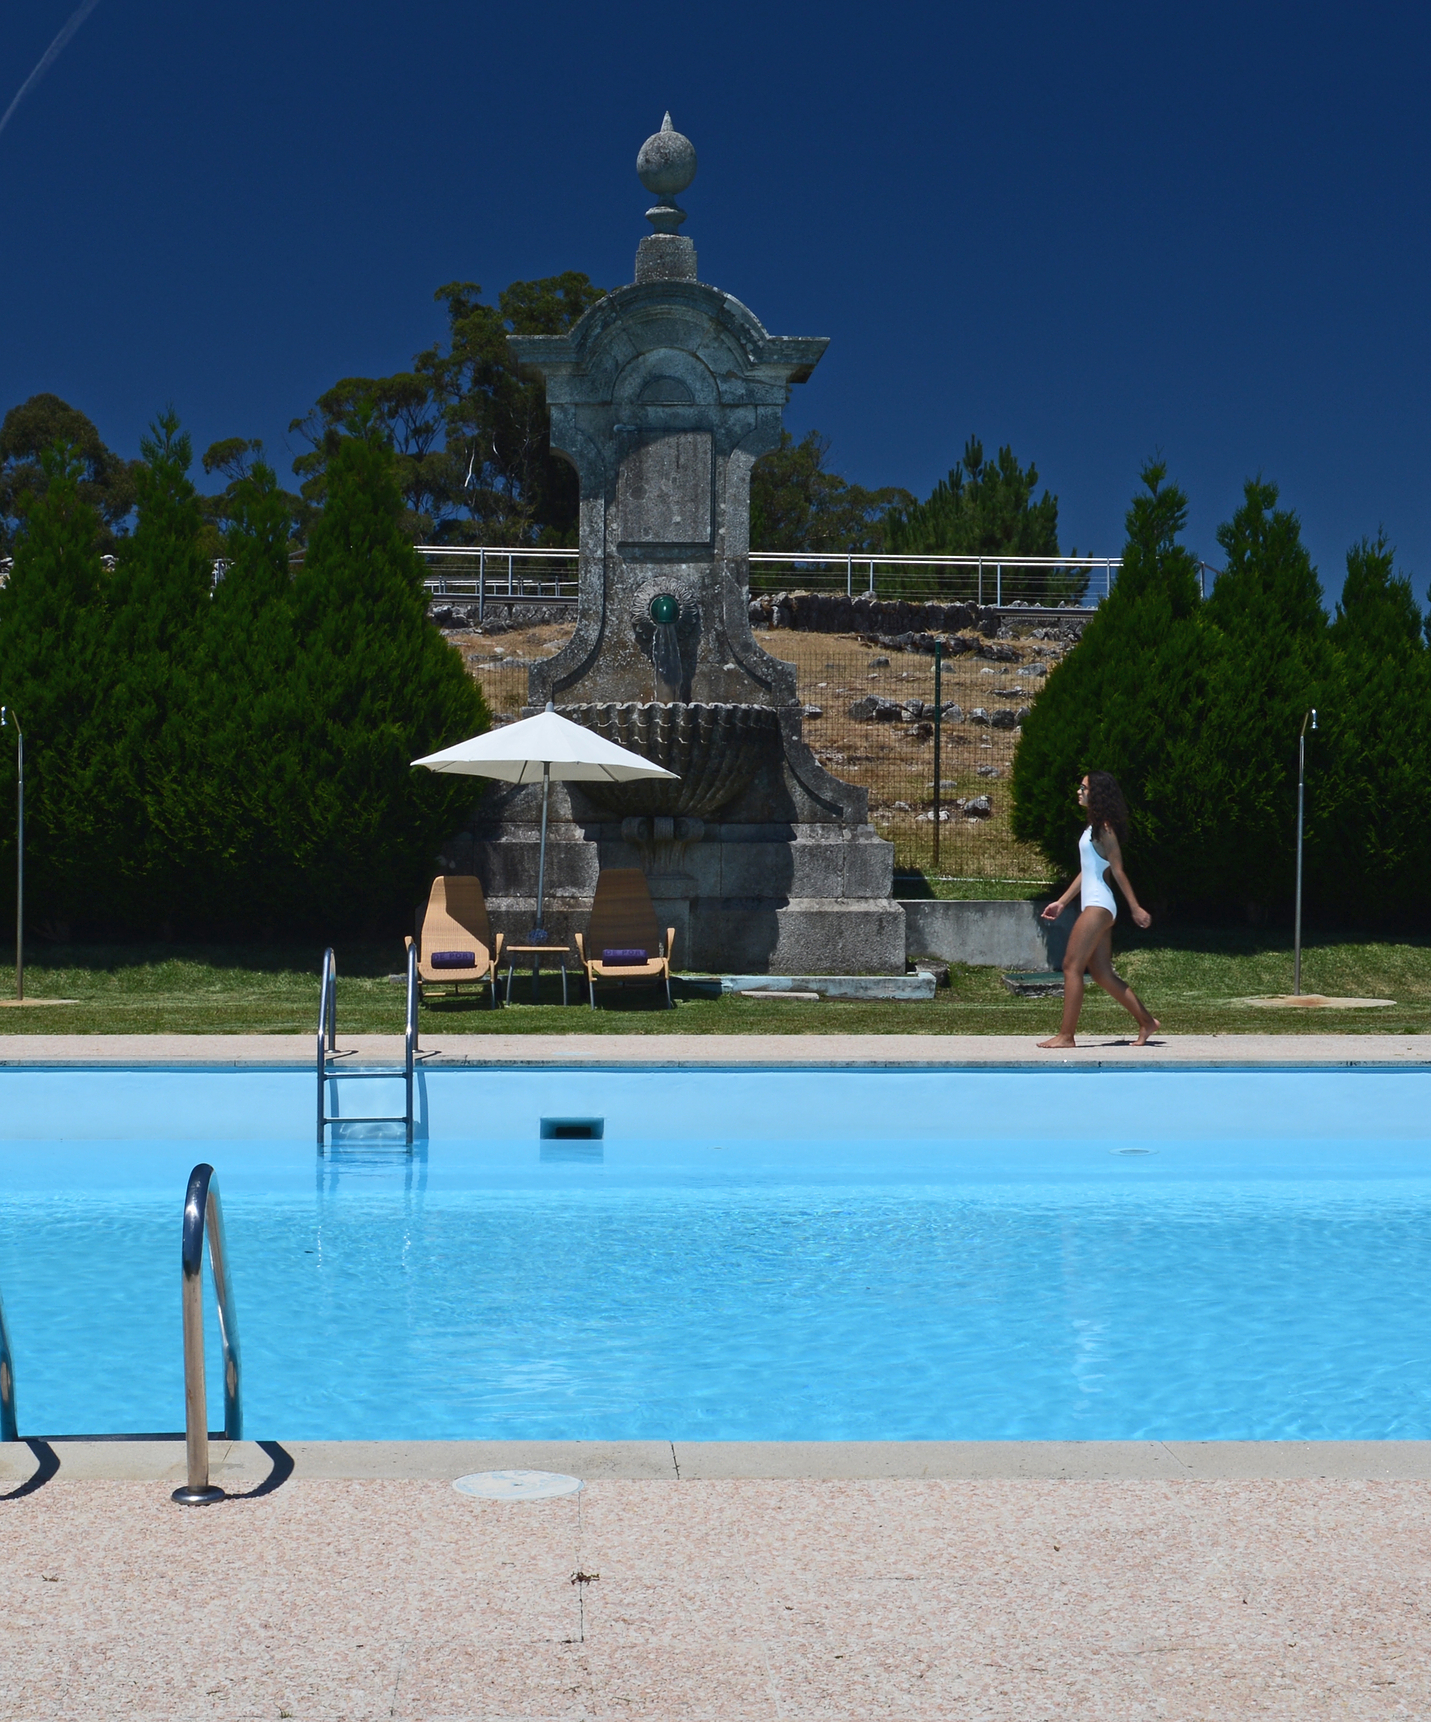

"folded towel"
[431,949,477,968]
[602,947,648,965]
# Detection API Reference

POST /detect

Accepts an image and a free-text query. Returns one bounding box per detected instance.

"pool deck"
[4,1441,1430,1719]
[5,1042,1430,1715]
[1,1030,1428,1067]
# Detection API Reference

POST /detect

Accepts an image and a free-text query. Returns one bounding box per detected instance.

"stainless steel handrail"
[0,1280,18,1442]
[316,944,417,1149]
[403,938,418,1148]
[316,945,337,1144]
[172,1163,241,1506]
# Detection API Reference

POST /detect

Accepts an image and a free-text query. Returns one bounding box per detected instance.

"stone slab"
[718,973,935,1000]
[903,896,1078,967]
[9,1438,1431,1483]
[0,1032,1427,1067]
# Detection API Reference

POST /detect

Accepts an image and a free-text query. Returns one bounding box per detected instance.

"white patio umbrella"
[412,704,678,938]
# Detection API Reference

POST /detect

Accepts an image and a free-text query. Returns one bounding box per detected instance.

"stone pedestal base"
[444,789,904,976]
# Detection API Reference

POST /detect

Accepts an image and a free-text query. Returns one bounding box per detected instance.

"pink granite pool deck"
[5,1452,1431,1719]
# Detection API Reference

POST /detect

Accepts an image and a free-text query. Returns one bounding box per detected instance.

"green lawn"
[0,932,1426,1036]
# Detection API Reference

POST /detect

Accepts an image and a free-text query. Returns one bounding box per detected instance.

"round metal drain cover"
[452,1469,584,1500]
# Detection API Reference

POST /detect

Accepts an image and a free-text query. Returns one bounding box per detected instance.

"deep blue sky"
[2,0,1427,599]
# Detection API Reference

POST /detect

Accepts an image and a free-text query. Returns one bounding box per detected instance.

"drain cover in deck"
[452,1470,583,1500]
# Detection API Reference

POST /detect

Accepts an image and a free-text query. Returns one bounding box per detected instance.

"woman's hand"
[1041,900,1066,922]
[1132,905,1152,929]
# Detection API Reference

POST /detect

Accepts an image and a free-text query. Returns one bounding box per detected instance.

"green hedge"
[0,417,488,940]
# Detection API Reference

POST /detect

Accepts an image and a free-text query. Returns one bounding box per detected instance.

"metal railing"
[748,552,1119,608]
[415,548,1225,613]
[414,547,1126,611]
[0,1278,17,1442]
[419,547,579,622]
[172,1162,242,1506]
[316,943,417,1149]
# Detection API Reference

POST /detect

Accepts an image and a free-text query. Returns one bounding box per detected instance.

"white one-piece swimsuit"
[1079,825,1117,919]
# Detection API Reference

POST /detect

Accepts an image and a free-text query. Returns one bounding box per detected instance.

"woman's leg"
[1085,929,1160,1044]
[1037,907,1113,1048]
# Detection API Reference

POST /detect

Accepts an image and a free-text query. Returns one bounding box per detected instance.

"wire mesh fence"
[758,627,1060,888]
[456,614,1066,890]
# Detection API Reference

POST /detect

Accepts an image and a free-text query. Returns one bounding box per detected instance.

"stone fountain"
[446,116,903,973]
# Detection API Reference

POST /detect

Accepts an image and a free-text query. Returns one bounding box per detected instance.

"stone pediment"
[509,282,828,403]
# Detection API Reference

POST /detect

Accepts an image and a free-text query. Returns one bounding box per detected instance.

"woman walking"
[1037,772,1160,1048]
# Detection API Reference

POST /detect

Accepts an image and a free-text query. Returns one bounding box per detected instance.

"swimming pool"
[1,1066,1428,1442]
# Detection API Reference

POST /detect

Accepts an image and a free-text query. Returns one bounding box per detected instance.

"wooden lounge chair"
[574,868,675,1009]
[405,875,504,1007]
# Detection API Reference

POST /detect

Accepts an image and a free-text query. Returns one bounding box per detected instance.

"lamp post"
[1293,707,1317,997]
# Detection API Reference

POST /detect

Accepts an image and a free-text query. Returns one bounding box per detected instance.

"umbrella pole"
[533,761,551,941]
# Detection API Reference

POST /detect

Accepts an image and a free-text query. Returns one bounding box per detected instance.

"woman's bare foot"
[1037,1034,1077,1049]
[1133,1018,1161,1046]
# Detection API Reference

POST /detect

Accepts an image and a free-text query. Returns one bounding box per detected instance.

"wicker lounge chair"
[574,868,675,1009]
[405,875,504,1006]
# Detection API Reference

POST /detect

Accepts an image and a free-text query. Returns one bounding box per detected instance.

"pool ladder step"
[317,945,416,1149]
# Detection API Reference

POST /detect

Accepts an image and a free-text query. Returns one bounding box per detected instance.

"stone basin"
[560,701,781,817]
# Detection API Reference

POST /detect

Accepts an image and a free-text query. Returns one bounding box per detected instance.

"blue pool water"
[1,1066,1428,1441]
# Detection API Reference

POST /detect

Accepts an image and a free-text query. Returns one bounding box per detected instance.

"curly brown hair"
[1085,771,1130,847]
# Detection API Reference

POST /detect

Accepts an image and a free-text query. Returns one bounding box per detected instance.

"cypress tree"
[1012,462,1214,903]
[1326,534,1430,908]
[0,443,109,930]
[277,423,488,935]
[184,460,304,932]
[89,411,214,930]
[1197,480,1331,915]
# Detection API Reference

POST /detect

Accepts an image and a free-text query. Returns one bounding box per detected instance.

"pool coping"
[7,1438,1431,1485]
[1,1032,1429,1069]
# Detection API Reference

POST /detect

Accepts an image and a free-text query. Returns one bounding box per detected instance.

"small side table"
[504,944,571,1005]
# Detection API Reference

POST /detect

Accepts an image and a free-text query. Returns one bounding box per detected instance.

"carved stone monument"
[449,116,903,973]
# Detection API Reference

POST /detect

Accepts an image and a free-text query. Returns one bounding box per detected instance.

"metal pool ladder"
[317,944,417,1149]
[173,1163,242,1505]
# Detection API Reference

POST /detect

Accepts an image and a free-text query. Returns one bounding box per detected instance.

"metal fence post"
[846,554,852,598]
[478,546,485,627]
[996,563,1002,607]
[867,560,875,597]
[978,560,983,606]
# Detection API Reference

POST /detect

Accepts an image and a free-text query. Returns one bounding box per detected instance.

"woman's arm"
[1100,831,1152,929]
[1040,873,1081,922]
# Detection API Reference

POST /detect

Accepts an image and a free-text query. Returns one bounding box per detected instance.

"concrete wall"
[902,898,1077,970]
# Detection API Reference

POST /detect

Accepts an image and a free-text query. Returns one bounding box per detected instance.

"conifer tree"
[184,460,304,930]
[92,411,214,927]
[884,437,1073,601]
[0,443,109,928]
[1326,534,1430,905]
[1011,461,1213,901]
[1196,480,1331,914]
[277,423,488,933]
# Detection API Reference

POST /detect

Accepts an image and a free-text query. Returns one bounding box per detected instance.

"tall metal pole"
[931,642,942,875]
[1293,708,1317,996]
[0,709,20,1003]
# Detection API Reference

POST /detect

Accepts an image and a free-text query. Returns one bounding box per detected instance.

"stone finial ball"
[637,113,697,197]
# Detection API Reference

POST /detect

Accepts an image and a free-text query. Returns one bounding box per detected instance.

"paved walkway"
[0,1032,1428,1066]
[3,1442,1429,1719]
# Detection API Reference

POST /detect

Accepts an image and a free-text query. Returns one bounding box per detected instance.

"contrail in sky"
[0,0,104,144]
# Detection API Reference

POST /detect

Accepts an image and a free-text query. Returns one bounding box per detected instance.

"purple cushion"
[602,947,648,965]
[431,949,477,969]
